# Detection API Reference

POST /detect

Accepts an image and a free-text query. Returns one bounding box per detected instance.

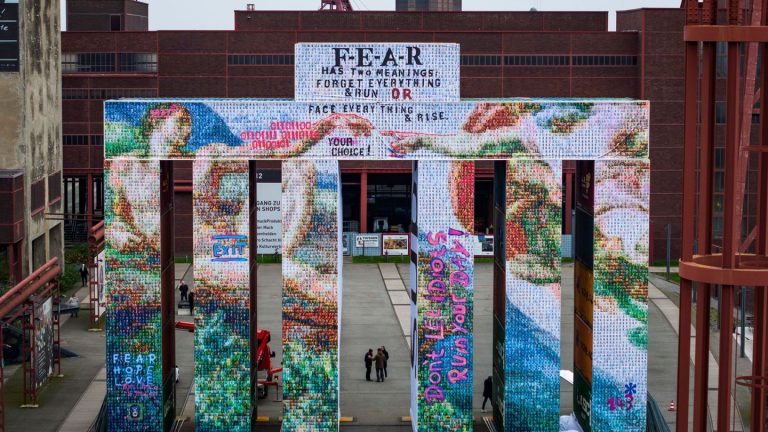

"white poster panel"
[295,43,460,103]
[355,234,380,248]
[95,251,106,317]
[256,172,282,254]
[382,234,409,256]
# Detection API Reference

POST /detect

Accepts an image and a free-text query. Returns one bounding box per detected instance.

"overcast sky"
[60,0,681,31]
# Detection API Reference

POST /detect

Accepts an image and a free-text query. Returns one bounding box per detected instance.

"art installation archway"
[103,43,650,432]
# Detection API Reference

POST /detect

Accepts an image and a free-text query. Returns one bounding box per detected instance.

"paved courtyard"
[4,262,693,431]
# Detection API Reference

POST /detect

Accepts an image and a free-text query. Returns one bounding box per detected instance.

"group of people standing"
[364,347,389,382]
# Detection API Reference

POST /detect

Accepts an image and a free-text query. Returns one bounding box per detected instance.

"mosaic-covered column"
[410,160,474,432]
[281,160,341,431]
[104,160,163,430]
[192,160,252,431]
[504,159,562,430]
[589,160,649,431]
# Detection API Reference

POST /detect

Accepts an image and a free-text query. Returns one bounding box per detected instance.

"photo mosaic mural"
[411,161,474,431]
[504,158,563,430]
[103,43,649,432]
[104,100,649,162]
[281,160,342,431]
[192,160,252,431]
[590,160,649,431]
[104,160,163,430]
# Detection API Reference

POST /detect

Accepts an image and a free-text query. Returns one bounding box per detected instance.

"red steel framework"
[88,220,104,331]
[0,258,62,432]
[680,0,768,431]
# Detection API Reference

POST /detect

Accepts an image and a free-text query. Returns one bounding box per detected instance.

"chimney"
[247,3,255,10]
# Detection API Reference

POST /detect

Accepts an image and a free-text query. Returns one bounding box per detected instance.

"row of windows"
[62,53,158,73]
[63,135,104,146]
[458,55,637,67]
[572,55,638,66]
[442,55,640,67]
[228,54,295,65]
[63,88,157,100]
[62,52,639,70]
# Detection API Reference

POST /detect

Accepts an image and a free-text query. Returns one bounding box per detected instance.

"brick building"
[61,2,686,260]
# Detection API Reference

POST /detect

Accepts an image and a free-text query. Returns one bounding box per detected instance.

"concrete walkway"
[4,262,716,431]
[4,285,105,432]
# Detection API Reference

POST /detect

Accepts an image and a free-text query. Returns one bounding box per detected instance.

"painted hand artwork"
[103,95,649,432]
[104,100,648,161]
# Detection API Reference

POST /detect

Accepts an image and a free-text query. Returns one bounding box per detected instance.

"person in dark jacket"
[79,264,89,288]
[364,349,374,381]
[482,376,493,412]
[381,346,389,378]
[178,280,189,301]
[374,348,386,382]
[188,290,195,315]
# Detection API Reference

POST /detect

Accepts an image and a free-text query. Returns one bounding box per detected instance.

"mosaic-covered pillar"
[410,160,474,432]
[105,160,163,430]
[504,159,562,430]
[192,160,252,431]
[281,160,341,431]
[589,160,649,431]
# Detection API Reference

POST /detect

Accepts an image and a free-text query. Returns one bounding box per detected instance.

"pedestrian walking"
[67,295,80,318]
[374,348,385,382]
[381,346,389,378]
[79,264,89,288]
[175,365,180,383]
[482,376,492,412]
[364,349,374,381]
[188,290,195,314]
[178,280,189,301]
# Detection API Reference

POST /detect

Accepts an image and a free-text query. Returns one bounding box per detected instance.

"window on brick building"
[63,88,155,99]
[62,53,116,73]
[48,171,61,205]
[228,54,294,65]
[119,53,158,72]
[31,178,45,216]
[503,55,569,66]
[461,55,501,66]
[572,55,638,66]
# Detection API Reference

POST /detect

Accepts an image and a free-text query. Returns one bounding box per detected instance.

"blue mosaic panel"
[104,160,163,431]
[504,159,562,430]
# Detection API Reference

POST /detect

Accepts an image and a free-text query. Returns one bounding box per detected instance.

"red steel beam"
[685,25,768,42]
[693,38,716,432]
[0,258,59,319]
[678,36,699,431]
[716,20,741,426]
[753,10,768,428]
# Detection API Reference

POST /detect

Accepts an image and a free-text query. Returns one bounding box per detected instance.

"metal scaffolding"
[679,0,768,430]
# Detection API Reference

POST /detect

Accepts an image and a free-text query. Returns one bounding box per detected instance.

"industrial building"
[0,0,64,284]
[61,0,688,260]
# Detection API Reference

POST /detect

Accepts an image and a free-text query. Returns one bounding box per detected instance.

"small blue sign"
[211,234,248,262]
